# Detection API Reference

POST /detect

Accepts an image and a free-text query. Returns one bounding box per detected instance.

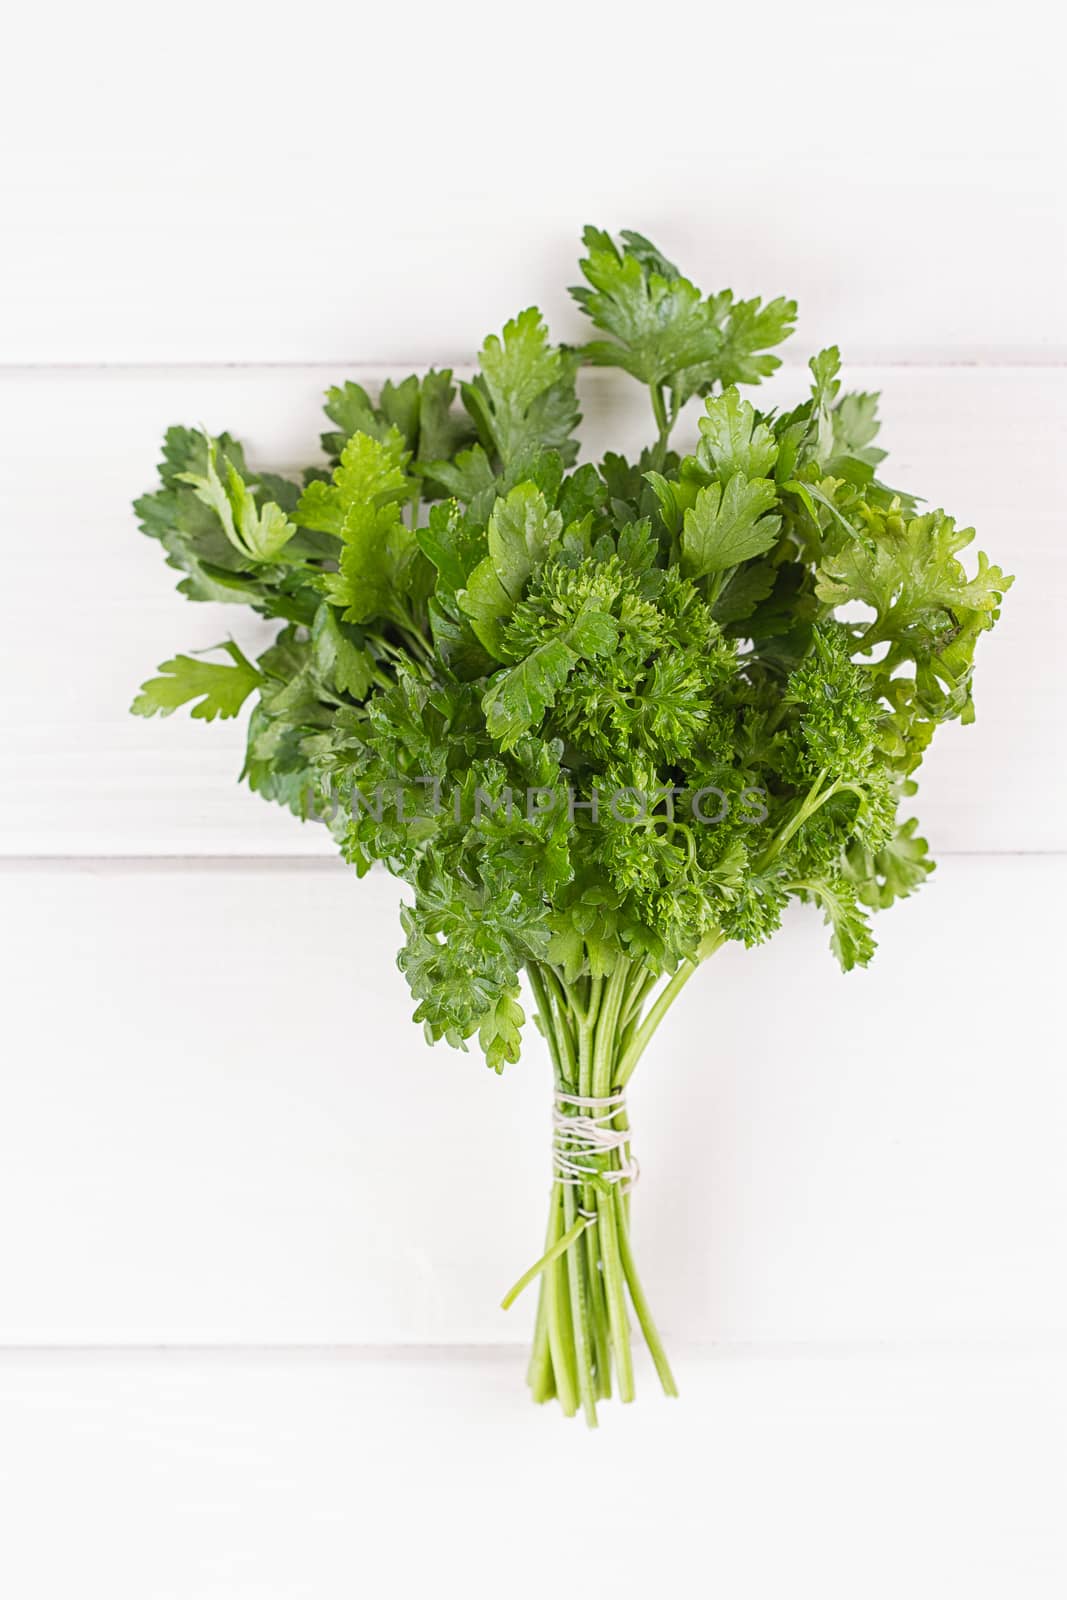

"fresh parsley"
[133,227,1012,1423]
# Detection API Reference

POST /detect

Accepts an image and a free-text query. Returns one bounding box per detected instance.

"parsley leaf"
[459,309,580,473]
[483,600,618,747]
[791,875,877,971]
[573,225,796,418]
[322,369,474,487]
[681,476,781,579]
[179,436,298,563]
[299,430,430,628]
[693,387,779,481]
[131,641,262,721]
[459,482,563,659]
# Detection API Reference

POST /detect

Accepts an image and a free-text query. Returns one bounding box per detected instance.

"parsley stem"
[396,624,433,667]
[576,998,612,1398]
[501,1213,591,1311]
[756,770,841,872]
[521,957,698,1414]
[592,963,634,1401]
[562,1182,598,1425]
[650,382,669,439]
[615,1189,678,1397]
[526,1183,558,1403]
[526,1274,554,1401]
[617,962,690,1085]
[543,1186,578,1417]
[649,382,673,466]
[584,1214,613,1402]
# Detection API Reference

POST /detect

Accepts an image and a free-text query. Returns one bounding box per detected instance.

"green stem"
[650,382,669,434]
[397,623,434,668]
[526,1283,553,1401]
[615,1190,678,1397]
[616,928,725,1087]
[584,1216,612,1402]
[592,962,634,1402]
[649,382,673,464]
[501,1214,591,1310]
[562,1184,598,1426]
[526,1197,556,1403]
[576,987,612,1397]
[617,964,691,1086]
[756,770,839,872]
[517,949,727,1417]
[543,1187,578,1417]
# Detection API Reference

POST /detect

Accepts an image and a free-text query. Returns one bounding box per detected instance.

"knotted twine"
[551,1089,639,1206]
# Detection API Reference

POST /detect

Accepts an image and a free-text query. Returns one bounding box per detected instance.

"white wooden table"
[1,0,1064,1592]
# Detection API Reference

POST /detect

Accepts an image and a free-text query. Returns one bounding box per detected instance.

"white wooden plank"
[0,365,1060,855]
[0,856,1062,1346]
[1,1347,1065,1599]
[0,0,1062,364]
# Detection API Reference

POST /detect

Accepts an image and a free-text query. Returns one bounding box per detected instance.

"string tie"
[551,1089,639,1194]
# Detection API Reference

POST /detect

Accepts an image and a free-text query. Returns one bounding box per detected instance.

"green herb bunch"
[133,228,1011,1423]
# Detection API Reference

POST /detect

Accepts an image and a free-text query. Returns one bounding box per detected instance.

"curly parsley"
[132,228,1011,1423]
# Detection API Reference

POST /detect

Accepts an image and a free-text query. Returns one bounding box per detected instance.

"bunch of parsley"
[133,228,1011,1423]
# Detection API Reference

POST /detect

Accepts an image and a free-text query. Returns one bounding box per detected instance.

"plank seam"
[1,360,1066,377]
[0,1338,1064,1358]
[0,851,1062,869]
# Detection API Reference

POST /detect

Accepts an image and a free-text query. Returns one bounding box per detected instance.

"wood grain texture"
[1,364,1060,856]
[1,1347,1064,1599]
[1,1,1063,1564]
[1,1,1062,365]
[1,856,1061,1346]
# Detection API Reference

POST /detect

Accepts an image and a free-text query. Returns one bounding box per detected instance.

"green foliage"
[845,816,935,910]
[459,482,563,659]
[483,590,619,747]
[456,308,581,476]
[179,437,299,563]
[791,875,877,973]
[297,429,427,629]
[572,226,797,415]
[693,386,779,481]
[311,603,376,699]
[131,641,262,721]
[132,226,1011,1068]
[321,369,474,478]
[681,476,781,579]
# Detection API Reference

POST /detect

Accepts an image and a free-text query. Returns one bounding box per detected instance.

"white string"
[552,1089,640,1195]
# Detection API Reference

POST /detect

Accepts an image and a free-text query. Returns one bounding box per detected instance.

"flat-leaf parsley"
[133,228,1011,1423]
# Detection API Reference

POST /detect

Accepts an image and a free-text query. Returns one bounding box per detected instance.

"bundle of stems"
[504,941,721,1425]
